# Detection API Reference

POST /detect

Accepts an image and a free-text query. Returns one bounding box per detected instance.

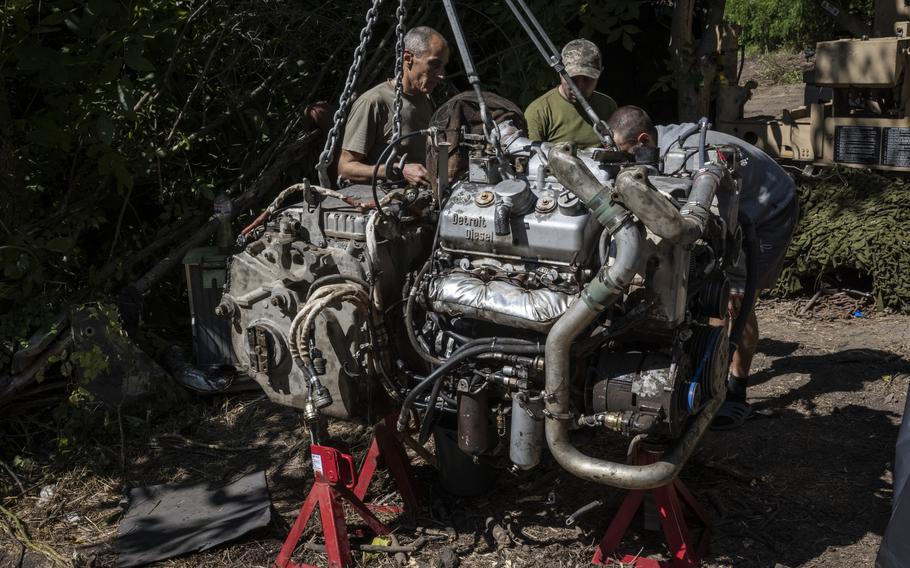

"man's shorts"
[727,197,800,293]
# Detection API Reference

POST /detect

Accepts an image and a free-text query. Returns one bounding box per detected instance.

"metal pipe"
[436,141,451,203]
[543,218,725,490]
[547,143,627,230]
[697,117,710,169]
[611,164,725,245]
[441,0,503,163]
[494,198,512,236]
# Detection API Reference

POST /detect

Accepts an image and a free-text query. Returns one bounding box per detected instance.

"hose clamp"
[542,408,574,421]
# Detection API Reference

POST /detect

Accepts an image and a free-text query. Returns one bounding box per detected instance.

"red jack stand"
[592,444,712,567]
[274,415,419,568]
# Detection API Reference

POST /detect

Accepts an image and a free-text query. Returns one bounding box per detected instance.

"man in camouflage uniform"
[524,39,617,147]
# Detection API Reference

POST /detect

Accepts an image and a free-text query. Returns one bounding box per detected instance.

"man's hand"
[402,163,430,187]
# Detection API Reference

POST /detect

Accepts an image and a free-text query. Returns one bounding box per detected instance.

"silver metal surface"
[439,181,599,266]
[428,272,575,331]
[510,391,544,469]
[323,210,368,240]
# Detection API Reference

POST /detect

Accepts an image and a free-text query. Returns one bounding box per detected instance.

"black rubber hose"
[397,340,543,431]
[494,200,512,236]
[662,123,701,158]
[729,213,759,356]
[405,260,444,365]
[414,344,544,443]
[404,214,447,365]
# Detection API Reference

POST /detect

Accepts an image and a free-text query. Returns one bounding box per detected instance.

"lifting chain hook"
[316,0,386,187]
[391,0,407,142]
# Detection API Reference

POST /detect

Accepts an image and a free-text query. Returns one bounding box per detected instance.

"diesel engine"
[218,122,744,491]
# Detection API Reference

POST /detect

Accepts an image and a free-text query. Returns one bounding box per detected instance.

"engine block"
[218,121,746,492]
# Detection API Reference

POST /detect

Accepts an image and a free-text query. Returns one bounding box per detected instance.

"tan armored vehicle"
[717,0,910,172]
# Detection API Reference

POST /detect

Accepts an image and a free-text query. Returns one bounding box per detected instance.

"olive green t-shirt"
[341,81,434,165]
[524,87,617,147]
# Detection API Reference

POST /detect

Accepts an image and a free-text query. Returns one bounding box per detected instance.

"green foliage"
[726,0,873,52]
[0,0,650,372]
[0,0,376,371]
[452,0,641,108]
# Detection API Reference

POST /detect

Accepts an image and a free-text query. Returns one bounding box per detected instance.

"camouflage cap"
[561,39,602,80]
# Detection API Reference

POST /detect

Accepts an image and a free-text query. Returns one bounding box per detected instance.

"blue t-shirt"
[656,124,796,225]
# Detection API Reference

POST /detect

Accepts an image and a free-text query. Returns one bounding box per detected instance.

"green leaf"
[622,33,635,52]
[125,41,155,72]
[29,114,72,150]
[96,113,115,144]
[98,148,133,190]
[14,44,59,72]
[46,236,75,253]
[117,78,137,119]
[99,58,123,84]
[40,11,66,26]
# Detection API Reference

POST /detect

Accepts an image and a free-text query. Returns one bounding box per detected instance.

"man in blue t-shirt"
[607,105,800,429]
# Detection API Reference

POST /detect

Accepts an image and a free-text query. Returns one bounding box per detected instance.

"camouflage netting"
[773,169,910,313]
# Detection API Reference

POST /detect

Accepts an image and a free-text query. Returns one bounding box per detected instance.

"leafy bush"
[726,0,873,52]
[0,1,387,370]
[1,0,654,375]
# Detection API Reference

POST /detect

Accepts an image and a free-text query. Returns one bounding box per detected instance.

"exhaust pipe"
[544,146,726,490]
[612,164,725,245]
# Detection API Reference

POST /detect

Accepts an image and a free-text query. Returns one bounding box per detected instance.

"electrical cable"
[370,129,432,219]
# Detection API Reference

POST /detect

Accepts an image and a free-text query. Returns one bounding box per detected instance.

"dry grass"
[744,50,809,86]
[2,304,908,568]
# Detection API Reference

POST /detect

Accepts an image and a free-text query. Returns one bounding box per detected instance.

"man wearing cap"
[524,39,617,147]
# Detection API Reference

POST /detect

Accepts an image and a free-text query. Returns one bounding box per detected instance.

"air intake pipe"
[545,143,725,490]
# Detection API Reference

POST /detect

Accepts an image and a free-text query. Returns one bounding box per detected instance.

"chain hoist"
[316,0,385,187]
[391,0,407,142]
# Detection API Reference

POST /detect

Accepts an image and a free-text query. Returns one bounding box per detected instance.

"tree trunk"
[671,0,727,122]
[671,0,697,121]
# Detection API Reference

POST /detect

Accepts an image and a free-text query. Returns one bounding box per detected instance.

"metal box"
[814,37,910,87]
[183,247,235,367]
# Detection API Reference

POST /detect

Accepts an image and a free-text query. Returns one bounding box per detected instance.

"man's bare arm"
[337,149,430,186]
[337,149,384,184]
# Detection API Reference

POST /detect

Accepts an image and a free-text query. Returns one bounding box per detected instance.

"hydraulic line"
[397,339,542,431]
[440,0,508,172]
[371,129,432,218]
[696,117,710,169]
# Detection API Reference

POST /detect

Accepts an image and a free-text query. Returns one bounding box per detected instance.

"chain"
[317,0,385,187]
[391,0,407,141]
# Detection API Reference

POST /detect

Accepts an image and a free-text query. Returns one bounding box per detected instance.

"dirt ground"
[2,296,907,568]
[739,51,809,119]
